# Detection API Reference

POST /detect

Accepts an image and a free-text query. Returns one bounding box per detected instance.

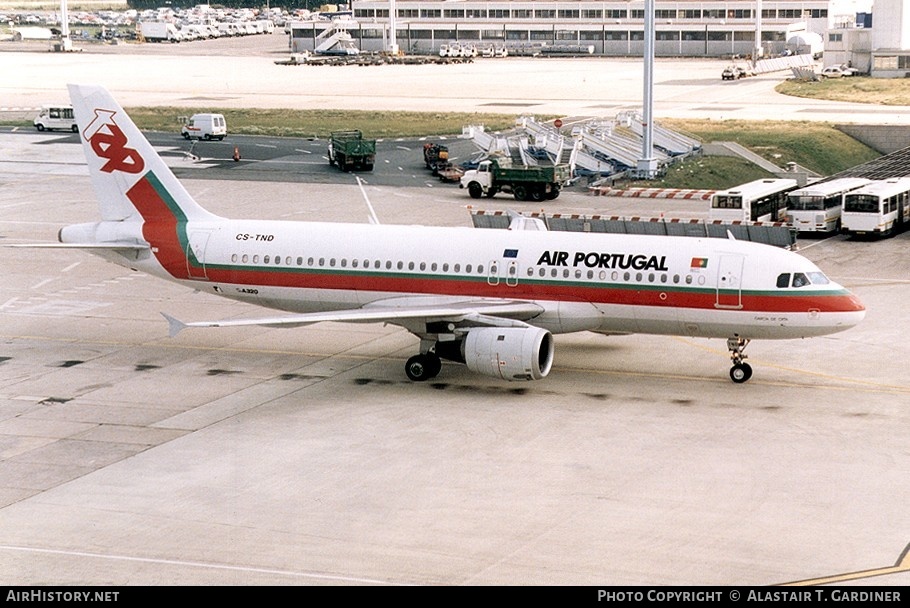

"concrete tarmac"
[3,33,910,123]
[1,37,910,587]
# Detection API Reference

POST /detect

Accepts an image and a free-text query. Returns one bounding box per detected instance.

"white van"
[181,113,227,141]
[34,105,78,133]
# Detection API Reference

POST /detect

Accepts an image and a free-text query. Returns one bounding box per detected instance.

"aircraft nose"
[839,292,866,328]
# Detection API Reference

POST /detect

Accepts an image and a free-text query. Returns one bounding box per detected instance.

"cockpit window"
[807,272,829,285]
[777,272,829,288]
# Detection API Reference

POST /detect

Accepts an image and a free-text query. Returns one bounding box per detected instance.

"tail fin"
[68,83,218,223]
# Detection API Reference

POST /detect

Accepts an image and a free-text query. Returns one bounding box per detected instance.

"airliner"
[32,84,866,383]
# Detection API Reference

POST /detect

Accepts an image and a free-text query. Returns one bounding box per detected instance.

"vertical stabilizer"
[68,83,219,223]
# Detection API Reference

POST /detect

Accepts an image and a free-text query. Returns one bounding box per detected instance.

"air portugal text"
[537,250,670,272]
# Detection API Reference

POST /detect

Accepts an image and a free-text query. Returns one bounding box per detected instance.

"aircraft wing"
[162,299,545,338]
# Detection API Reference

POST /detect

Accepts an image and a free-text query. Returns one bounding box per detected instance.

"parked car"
[820,66,846,78]
[820,64,860,78]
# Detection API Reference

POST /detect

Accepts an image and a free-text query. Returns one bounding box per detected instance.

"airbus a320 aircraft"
[41,84,866,383]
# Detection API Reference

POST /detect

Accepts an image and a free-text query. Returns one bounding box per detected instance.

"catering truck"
[460,157,571,201]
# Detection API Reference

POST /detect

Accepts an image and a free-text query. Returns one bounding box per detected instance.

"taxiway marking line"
[0,544,409,586]
[781,542,910,585]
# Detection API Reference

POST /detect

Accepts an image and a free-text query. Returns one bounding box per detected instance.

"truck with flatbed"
[328,130,375,171]
[460,157,571,201]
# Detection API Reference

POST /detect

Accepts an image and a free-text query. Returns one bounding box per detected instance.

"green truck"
[328,130,376,171]
[460,157,571,201]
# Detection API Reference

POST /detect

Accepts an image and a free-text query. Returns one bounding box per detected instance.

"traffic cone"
[232,145,241,162]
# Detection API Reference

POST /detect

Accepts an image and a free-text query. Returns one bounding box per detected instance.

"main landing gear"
[405,352,442,382]
[727,337,753,383]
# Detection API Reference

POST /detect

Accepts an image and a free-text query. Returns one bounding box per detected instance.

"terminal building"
[291,1,880,63]
[289,0,910,77]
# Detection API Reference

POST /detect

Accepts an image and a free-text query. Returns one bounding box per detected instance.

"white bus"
[709,178,797,223]
[842,177,910,237]
[787,177,871,234]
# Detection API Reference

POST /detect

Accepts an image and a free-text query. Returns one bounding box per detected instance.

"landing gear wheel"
[405,353,441,382]
[726,337,753,383]
[730,363,753,384]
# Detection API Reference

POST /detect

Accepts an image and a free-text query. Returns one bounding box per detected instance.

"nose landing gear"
[727,337,753,383]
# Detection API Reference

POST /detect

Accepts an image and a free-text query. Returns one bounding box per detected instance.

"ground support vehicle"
[139,21,182,43]
[181,113,227,141]
[842,178,910,237]
[787,177,871,234]
[423,143,449,174]
[722,65,749,80]
[33,105,77,132]
[710,178,797,222]
[437,165,465,183]
[460,158,571,201]
[328,130,375,171]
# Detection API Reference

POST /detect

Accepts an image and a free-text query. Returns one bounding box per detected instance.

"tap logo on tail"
[82,108,145,174]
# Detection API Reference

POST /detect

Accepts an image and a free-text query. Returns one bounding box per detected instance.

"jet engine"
[461,327,554,381]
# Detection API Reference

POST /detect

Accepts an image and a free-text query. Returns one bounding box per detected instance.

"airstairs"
[462,115,700,178]
[314,21,360,55]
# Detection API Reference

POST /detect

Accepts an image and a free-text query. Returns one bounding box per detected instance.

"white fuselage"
[73,216,865,342]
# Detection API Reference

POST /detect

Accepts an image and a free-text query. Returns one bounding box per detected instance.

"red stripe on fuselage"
[201,265,864,314]
[126,175,191,279]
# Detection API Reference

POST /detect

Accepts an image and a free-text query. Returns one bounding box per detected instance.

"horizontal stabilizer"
[4,242,148,251]
[161,313,189,338]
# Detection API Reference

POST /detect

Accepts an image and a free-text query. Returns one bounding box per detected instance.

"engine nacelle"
[463,327,554,381]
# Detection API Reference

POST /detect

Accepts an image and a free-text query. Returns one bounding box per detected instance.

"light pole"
[636,0,658,178]
[704,21,708,56]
